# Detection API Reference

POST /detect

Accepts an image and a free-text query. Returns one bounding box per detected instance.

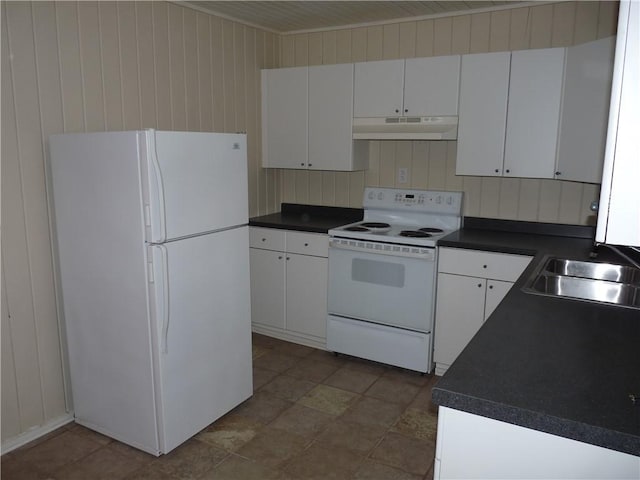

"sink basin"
[543,258,640,285]
[523,257,640,309]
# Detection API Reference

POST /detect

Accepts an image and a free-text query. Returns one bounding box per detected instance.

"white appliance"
[352,116,458,140]
[48,130,252,456]
[327,188,463,373]
[596,0,640,247]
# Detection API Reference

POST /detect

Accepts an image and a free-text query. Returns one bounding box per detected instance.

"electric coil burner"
[327,187,463,373]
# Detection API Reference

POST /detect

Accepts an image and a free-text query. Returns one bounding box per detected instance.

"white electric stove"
[327,187,463,373]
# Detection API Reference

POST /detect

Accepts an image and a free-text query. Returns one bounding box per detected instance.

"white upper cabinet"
[403,56,460,116]
[504,47,565,178]
[261,66,308,169]
[354,59,405,117]
[456,52,510,176]
[354,56,460,118]
[262,64,367,171]
[308,63,368,171]
[556,37,616,183]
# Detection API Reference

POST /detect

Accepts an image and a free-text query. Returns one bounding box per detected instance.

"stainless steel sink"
[523,257,640,309]
[543,258,640,286]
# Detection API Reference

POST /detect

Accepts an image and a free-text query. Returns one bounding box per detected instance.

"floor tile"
[282,443,364,479]
[259,374,316,402]
[365,376,422,405]
[196,413,263,451]
[314,418,387,455]
[382,368,433,387]
[270,404,335,438]
[297,384,359,415]
[252,333,288,348]
[122,464,175,480]
[273,341,316,358]
[342,357,390,376]
[253,366,279,390]
[11,429,103,474]
[232,391,293,424]
[391,407,438,442]
[285,358,340,383]
[0,456,49,480]
[341,396,405,428]
[52,444,148,480]
[353,458,423,480]
[252,344,271,360]
[200,454,292,479]
[323,366,380,394]
[235,426,309,469]
[370,432,435,476]
[306,349,348,368]
[66,424,114,446]
[253,351,300,373]
[150,438,228,480]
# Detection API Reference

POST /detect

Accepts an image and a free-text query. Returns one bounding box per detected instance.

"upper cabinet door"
[404,56,460,116]
[261,67,308,169]
[456,52,510,176]
[556,37,615,183]
[504,48,565,178]
[308,64,359,171]
[353,59,405,117]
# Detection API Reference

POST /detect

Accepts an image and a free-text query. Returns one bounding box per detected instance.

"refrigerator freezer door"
[145,131,248,243]
[150,226,253,453]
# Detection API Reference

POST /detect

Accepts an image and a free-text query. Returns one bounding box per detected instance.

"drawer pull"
[262,238,266,242]
[478,283,482,288]
[304,242,309,246]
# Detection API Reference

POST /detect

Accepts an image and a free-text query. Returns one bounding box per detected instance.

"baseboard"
[1,413,74,455]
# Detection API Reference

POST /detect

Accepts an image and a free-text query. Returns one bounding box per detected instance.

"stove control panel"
[364,187,463,214]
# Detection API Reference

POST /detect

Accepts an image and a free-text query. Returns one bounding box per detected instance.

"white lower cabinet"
[249,227,328,348]
[433,248,532,376]
[434,407,640,479]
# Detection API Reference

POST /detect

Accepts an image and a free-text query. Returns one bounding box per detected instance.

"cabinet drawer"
[438,247,532,282]
[249,227,286,251]
[286,231,328,257]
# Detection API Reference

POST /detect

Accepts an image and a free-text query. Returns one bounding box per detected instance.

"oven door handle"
[329,238,435,260]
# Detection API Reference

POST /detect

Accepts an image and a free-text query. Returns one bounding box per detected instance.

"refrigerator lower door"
[150,226,253,453]
[144,131,249,243]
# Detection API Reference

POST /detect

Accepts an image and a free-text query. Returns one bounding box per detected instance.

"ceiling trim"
[177,1,555,36]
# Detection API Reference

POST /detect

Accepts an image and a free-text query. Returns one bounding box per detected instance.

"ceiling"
[183,1,526,34]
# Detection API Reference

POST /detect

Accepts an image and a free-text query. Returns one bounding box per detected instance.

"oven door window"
[328,247,436,332]
[352,258,405,288]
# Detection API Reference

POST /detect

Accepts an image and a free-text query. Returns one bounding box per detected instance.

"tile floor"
[1,333,441,479]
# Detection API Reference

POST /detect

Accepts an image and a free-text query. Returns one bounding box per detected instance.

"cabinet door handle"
[404,108,408,113]
[555,171,562,176]
[395,109,400,113]
[495,169,500,173]
[505,169,510,174]
[308,163,313,167]
[278,255,283,259]
[483,265,487,269]
[304,242,309,246]
[478,283,483,288]
[262,238,266,242]
[286,257,290,260]
[300,162,305,166]
[489,285,493,289]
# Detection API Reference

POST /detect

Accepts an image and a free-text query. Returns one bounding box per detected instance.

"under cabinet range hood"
[352,116,458,140]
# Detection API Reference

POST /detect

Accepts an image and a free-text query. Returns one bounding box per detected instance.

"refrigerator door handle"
[157,244,171,354]
[148,131,167,243]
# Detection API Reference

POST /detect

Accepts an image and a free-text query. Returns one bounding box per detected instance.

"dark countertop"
[432,218,640,457]
[249,203,363,234]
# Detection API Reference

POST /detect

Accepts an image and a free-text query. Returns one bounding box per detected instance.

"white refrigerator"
[48,130,253,455]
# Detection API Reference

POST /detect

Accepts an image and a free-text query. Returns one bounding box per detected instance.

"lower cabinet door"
[249,248,286,329]
[484,280,514,321]
[286,253,327,339]
[434,273,486,368]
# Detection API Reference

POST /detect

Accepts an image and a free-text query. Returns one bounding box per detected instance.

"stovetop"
[329,187,463,247]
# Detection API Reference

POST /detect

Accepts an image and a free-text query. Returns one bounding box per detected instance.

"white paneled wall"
[275,1,618,225]
[1,1,279,449]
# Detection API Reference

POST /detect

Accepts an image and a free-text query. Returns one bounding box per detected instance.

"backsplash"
[280,140,600,225]
[273,1,617,226]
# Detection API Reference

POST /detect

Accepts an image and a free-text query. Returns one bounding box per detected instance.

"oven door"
[327,241,436,332]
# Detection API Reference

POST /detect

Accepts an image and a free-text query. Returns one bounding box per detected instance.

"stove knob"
[368,191,375,200]
[446,196,453,205]
[435,196,442,204]
[377,192,384,200]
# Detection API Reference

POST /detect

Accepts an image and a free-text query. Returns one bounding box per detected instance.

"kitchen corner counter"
[249,203,362,234]
[432,218,640,457]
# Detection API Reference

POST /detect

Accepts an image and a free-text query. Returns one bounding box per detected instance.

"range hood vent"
[352,116,458,140]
